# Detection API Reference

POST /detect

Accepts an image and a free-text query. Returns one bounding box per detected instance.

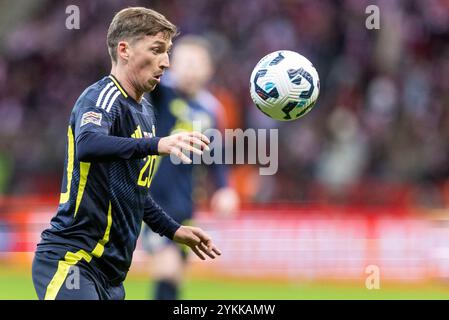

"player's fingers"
[177,141,203,156]
[205,240,222,256]
[186,136,210,151]
[193,228,212,245]
[198,242,216,259]
[211,245,222,256]
[191,246,205,260]
[189,131,211,145]
[195,230,221,257]
[203,238,213,252]
[170,147,192,164]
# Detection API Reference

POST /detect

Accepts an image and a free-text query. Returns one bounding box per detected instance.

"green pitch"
[0,264,448,300]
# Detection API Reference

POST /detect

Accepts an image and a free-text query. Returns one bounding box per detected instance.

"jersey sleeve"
[143,194,181,239]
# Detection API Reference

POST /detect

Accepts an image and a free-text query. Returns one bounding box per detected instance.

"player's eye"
[151,47,162,54]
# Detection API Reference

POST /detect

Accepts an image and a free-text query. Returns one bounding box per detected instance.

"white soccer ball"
[250,50,320,121]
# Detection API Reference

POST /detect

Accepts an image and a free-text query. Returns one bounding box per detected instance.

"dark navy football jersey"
[147,80,228,223]
[37,75,179,284]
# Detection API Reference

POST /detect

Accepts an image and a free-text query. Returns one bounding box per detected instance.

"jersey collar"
[108,74,129,99]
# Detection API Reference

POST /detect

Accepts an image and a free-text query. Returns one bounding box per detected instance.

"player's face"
[127,32,172,92]
[171,44,213,97]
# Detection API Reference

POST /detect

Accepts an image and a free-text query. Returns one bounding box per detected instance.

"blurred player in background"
[143,36,239,300]
[32,8,221,300]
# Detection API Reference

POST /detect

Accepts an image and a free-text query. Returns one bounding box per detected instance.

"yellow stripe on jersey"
[91,202,113,258]
[44,202,113,300]
[74,162,91,218]
[44,249,92,300]
[108,75,128,98]
[59,126,75,204]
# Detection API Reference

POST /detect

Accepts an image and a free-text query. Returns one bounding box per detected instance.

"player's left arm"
[143,194,221,260]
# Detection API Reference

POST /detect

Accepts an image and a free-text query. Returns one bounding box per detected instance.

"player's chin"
[144,81,158,92]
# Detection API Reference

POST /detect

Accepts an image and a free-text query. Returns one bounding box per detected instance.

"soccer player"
[31,7,221,300]
[143,36,239,300]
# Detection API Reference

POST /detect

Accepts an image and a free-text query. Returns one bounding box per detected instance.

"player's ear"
[117,41,130,62]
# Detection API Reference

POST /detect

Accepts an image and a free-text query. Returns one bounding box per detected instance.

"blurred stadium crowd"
[0,0,448,206]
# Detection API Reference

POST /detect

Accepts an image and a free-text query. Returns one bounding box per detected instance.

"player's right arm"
[74,92,160,161]
[77,125,210,163]
[74,95,210,163]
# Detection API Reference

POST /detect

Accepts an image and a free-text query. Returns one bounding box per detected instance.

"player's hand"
[211,187,240,218]
[158,131,210,164]
[173,226,221,260]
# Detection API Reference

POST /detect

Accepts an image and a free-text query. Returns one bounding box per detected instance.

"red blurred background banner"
[2,196,449,282]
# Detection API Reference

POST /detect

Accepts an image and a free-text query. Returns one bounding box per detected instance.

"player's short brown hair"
[107,7,178,63]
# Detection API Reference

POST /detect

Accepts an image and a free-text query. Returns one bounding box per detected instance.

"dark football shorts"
[32,249,125,300]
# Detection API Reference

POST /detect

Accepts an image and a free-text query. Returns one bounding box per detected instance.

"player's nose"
[160,53,170,69]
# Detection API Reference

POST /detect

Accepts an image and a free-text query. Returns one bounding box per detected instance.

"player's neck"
[110,67,143,103]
